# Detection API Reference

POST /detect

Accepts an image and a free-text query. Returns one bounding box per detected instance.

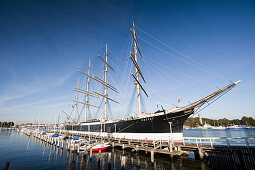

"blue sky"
[0,0,255,124]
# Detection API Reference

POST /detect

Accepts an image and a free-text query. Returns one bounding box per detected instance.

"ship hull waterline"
[65,109,193,142]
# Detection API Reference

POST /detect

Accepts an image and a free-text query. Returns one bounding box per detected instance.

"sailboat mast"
[74,77,79,122]
[84,59,91,122]
[104,44,108,121]
[133,23,142,117]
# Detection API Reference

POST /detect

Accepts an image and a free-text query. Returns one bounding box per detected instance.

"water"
[1,129,254,169]
[183,129,255,146]
[183,128,255,138]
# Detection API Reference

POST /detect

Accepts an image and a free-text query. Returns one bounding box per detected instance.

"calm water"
[1,129,254,169]
[183,128,255,138]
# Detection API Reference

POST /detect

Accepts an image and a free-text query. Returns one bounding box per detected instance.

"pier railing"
[183,137,255,148]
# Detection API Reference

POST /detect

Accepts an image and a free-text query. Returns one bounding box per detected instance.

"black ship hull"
[65,109,193,140]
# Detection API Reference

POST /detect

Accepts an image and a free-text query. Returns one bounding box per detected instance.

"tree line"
[184,116,255,127]
[0,122,14,127]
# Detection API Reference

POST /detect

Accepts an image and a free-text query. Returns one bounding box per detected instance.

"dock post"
[177,145,181,151]
[194,147,204,160]
[57,140,60,147]
[89,148,92,160]
[151,150,154,163]
[67,142,70,150]
[169,140,173,152]
[72,143,75,151]
[122,144,125,150]
[77,144,80,154]
[61,140,64,149]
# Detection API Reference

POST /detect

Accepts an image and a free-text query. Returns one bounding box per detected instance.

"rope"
[107,100,113,119]
[124,86,137,118]
[140,94,147,113]
[194,87,234,115]
[93,98,104,119]
[135,26,229,81]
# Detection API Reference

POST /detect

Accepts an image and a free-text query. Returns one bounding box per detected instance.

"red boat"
[91,143,111,152]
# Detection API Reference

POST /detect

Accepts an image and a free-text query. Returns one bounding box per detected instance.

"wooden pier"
[18,128,255,169]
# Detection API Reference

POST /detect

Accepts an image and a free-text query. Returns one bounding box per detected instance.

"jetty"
[17,128,255,169]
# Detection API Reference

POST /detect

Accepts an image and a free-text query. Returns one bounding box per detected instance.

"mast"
[104,44,108,121]
[78,45,118,122]
[84,59,91,122]
[133,24,142,117]
[74,77,79,123]
[130,22,148,117]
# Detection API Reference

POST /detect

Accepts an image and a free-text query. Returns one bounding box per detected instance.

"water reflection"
[1,130,214,170]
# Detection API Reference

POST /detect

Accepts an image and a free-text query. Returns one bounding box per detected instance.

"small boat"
[90,143,111,152]
[70,137,85,144]
[211,126,225,130]
[227,125,246,129]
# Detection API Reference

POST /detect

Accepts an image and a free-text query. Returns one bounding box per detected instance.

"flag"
[72,105,74,109]
[178,97,181,103]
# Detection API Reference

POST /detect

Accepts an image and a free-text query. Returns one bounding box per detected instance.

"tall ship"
[65,23,241,142]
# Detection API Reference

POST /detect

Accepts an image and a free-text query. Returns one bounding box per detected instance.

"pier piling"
[89,148,92,159]
[151,150,154,163]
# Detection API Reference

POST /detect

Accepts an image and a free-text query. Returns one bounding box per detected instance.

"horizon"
[1,0,255,124]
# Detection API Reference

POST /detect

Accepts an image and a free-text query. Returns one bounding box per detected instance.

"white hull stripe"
[63,130,183,142]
